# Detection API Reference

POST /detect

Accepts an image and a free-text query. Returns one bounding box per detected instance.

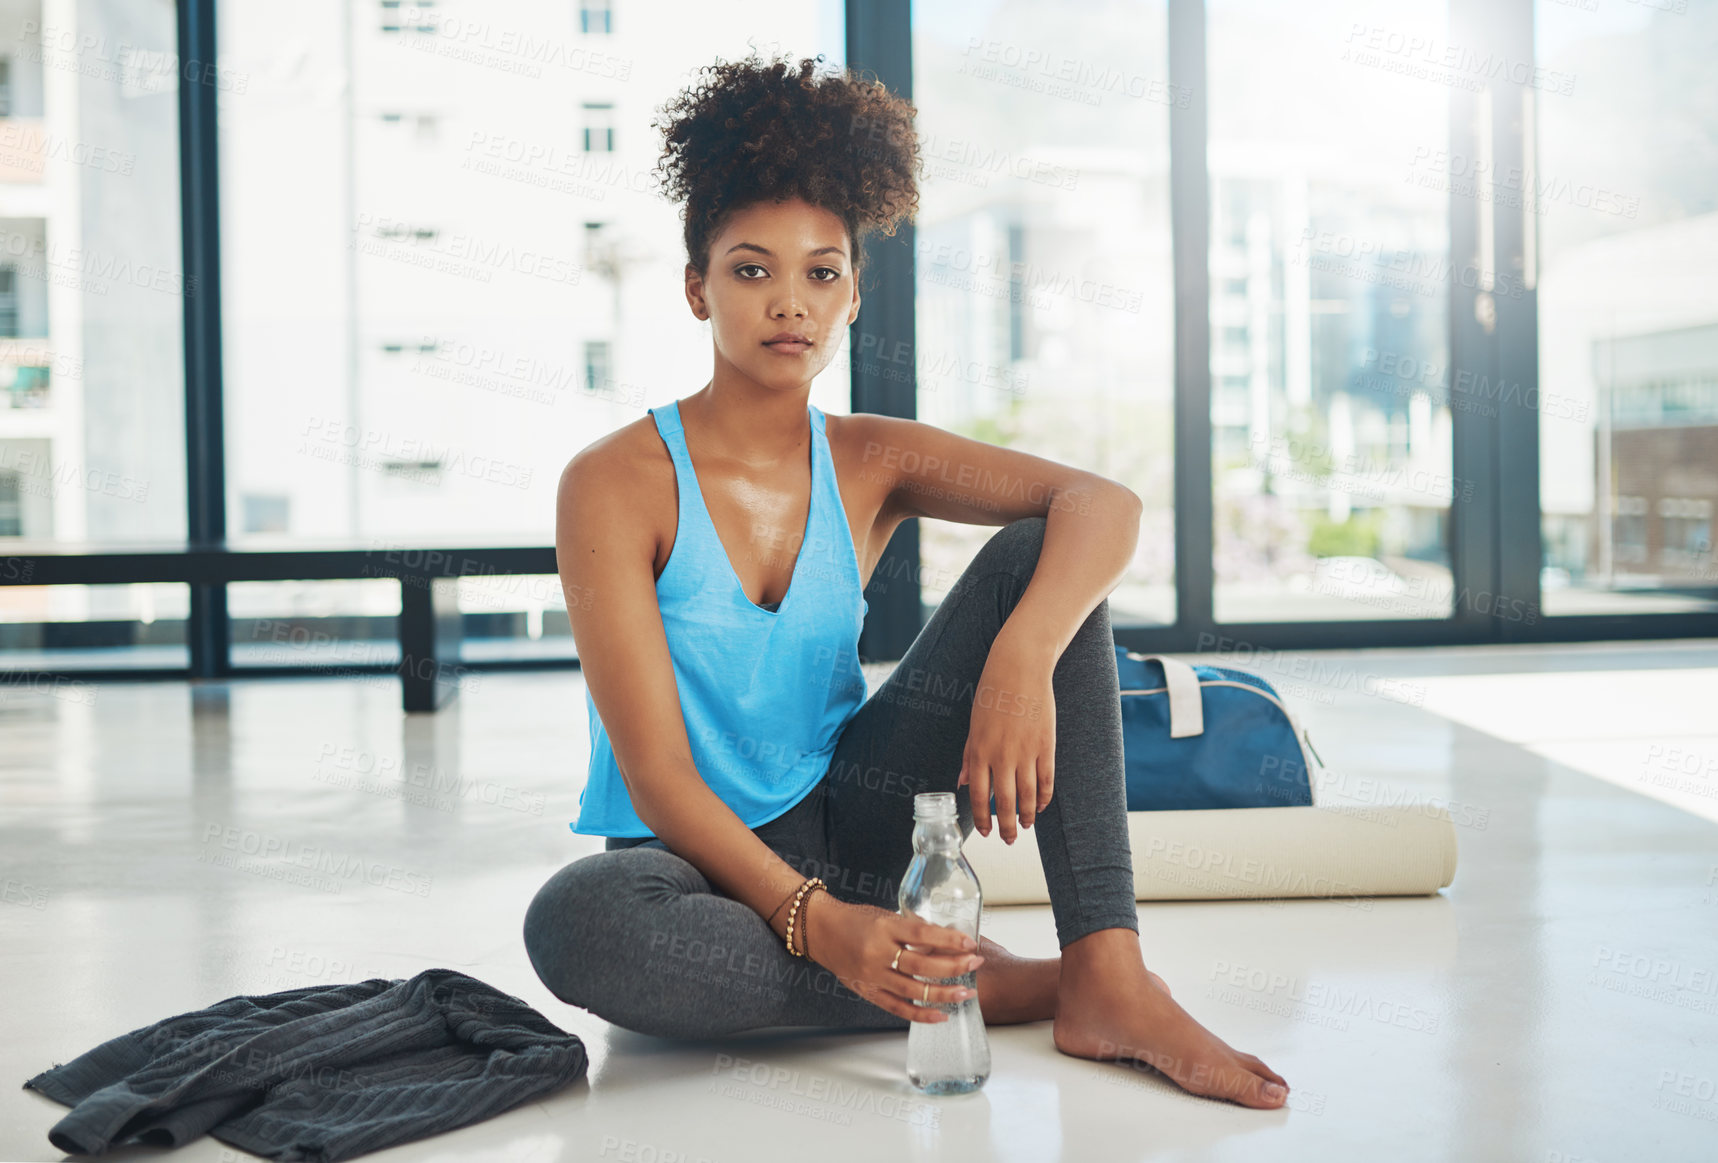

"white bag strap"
[1128,652,1205,739]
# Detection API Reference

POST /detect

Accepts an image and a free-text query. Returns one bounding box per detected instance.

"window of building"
[379,0,437,34]
[241,493,291,535]
[0,265,17,338]
[579,1,613,35]
[380,460,442,488]
[379,339,437,355]
[581,103,615,152]
[0,469,20,536]
[379,111,440,142]
[1614,495,1649,564]
[372,221,437,243]
[584,340,611,394]
[1660,497,1713,564]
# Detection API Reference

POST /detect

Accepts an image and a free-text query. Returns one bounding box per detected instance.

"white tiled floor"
[3,640,1717,1162]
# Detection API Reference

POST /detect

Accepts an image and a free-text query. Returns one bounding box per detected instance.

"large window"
[0,0,188,667]
[5,1,1713,684]
[215,3,847,664]
[1534,0,1718,616]
[911,0,1177,625]
[1209,0,1453,623]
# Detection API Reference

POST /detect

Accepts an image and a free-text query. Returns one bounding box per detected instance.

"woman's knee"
[522,848,709,1009]
[523,858,596,1005]
[524,851,642,1006]
[982,515,1047,570]
[983,516,1114,620]
[939,516,1046,604]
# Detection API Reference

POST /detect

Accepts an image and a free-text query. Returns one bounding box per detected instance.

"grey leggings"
[522,516,1138,1038]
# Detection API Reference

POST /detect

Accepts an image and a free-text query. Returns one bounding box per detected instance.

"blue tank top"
[570,400,870,838]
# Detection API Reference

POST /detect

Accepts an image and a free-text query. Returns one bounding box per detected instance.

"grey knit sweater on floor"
[21,969,589,1162]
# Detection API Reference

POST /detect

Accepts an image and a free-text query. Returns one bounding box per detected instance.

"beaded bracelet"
[799,881,832,960]
[793,881,829,960]
[783,877,827,959]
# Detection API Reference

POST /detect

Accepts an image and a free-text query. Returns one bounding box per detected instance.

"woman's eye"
[735,264,842,281]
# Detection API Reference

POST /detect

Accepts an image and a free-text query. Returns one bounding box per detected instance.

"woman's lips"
[765,341,812,354]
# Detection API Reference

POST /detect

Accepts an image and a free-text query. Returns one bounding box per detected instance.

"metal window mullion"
[178,0,230,677]
[1168,0,1214,635]
[845,0,919,662]
[1493,0,1543,642]
[1447,0,1502,641]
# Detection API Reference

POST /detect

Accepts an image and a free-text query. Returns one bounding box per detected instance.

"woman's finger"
[890,968,975,1010]
[870,976,949,1024]
[901,916,977,952]
[893,944,984,983]
[966,756,993,836]
[852,977,943,1023]
[992,753,1019,843]
[1017,752,1040,830]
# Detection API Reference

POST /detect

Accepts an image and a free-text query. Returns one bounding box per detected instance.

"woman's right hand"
[799,893,985,1023]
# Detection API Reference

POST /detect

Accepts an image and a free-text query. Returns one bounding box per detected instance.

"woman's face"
[686,196,860,390]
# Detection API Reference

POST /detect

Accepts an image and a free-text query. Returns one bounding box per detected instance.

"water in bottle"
[898,791,990,1095]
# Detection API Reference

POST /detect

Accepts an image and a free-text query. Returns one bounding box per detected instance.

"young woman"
[523,53,1288,1110]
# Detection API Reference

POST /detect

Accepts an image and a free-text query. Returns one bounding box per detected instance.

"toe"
[1235,1068,1288,1109]
[1191,1057,1286,1109]
[1235,1052,1287,1088]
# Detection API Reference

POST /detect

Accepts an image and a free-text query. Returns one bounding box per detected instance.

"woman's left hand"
[958,630,1056,844]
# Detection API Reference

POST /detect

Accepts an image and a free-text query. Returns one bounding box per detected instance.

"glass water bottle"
[897,791,991,1094]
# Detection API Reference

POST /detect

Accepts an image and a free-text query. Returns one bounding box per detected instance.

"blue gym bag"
[1114,647,1322,811]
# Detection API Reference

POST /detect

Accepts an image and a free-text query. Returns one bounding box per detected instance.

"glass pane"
[458,572,577,663]
[1535,2,1718,615]
[0,583,188,672]
[229,579,399,668]
[227,571,577,668]
[1209,0,1453,622]
[910,2,1176,626]
[0,3,187,667]
[216,5,845,652]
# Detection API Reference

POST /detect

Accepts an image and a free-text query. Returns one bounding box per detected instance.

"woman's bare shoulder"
[559,413,677,550]
[822,409,903,514]
[564,413,672,494]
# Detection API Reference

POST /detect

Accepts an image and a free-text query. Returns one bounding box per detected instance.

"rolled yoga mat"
[960,805,1459,905]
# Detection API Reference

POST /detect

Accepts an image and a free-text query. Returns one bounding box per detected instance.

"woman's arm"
[851,414,1145,840]
[555,446,808,936]
[965,485,1141,841]
[856,412,1145,648]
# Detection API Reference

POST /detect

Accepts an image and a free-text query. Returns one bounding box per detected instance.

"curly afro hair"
[651,50,921,287]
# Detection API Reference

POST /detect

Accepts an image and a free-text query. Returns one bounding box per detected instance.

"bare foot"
[972,937,1059,1024]
[971,942,1173,1023]
[1052,934,1287,1109]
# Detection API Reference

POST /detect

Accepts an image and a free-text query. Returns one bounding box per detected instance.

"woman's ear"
[684,263,709,321]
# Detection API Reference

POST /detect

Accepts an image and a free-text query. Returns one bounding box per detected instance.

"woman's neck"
[680,379,811,467]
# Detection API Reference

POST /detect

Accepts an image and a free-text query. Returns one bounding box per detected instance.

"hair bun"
[651,50,922,280]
